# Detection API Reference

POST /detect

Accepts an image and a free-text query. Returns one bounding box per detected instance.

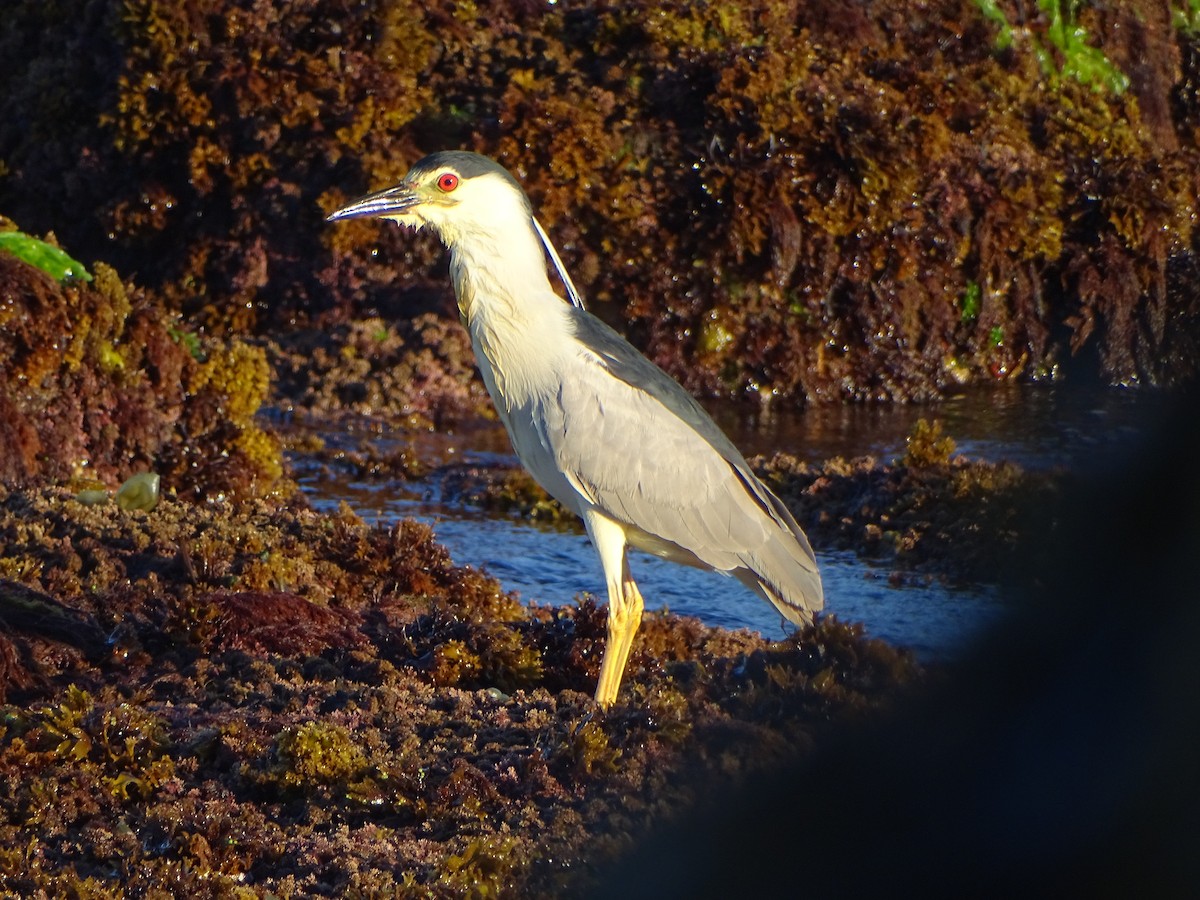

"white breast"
[464,288,587,516]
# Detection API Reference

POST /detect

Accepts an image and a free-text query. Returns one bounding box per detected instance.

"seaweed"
[0,230,92,283]
[759,419,1060,583]
[0,229,287,499]
[0,481,920,895]
[1,0,1196,410]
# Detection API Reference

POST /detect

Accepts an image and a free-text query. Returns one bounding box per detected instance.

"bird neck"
[446,223,560,329]
[444,224,574,414]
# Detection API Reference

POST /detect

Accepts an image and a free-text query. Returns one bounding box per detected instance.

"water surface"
[298,383,1161,661]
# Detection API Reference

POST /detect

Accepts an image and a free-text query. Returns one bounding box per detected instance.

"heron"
[327,151,823,707]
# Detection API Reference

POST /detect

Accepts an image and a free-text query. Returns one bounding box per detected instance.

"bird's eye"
[436,172,460,192]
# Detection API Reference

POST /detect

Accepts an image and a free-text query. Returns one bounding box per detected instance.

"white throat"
[442,227,575,421]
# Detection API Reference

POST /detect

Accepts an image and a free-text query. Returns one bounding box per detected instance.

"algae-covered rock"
[0,226,287,500]
[1,0,1197,408]
[0,485,918,895]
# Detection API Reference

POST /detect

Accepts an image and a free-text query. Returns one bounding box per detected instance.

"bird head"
[326,151,532,245]
[327,150,585,309]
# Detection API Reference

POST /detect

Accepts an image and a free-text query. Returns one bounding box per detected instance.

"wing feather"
[536,311,823,621]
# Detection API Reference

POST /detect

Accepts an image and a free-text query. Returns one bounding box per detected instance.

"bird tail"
[737,484,824,626]
[738,549,823,626]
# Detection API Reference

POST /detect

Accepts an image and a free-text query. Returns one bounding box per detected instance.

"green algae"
[0,230,91,283]
[976,0,1131,94]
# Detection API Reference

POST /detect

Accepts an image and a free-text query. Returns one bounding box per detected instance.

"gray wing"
[545,309,823,623]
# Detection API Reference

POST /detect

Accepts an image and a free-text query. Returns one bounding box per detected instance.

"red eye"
[437,172,459,192]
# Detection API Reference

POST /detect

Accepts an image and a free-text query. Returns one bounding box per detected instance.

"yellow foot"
[593,578,644,708]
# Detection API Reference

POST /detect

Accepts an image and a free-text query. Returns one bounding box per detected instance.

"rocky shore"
[1,0,1196,893]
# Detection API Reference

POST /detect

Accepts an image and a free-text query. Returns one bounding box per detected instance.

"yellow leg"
[594,574,644,708]
[583,511,643,708]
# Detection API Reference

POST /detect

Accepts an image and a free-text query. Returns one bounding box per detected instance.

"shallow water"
[304,482,1008,661]
[707,382,1164,468]
[297,383,1162,662]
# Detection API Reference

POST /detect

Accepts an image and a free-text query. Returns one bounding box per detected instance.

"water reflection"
[708,383,1163,468]
[323,383,1163,472]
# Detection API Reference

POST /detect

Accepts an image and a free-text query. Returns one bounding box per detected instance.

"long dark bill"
[326,183,420,222]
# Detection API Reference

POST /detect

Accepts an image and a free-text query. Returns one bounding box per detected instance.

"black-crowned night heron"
[328,151,823,707]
